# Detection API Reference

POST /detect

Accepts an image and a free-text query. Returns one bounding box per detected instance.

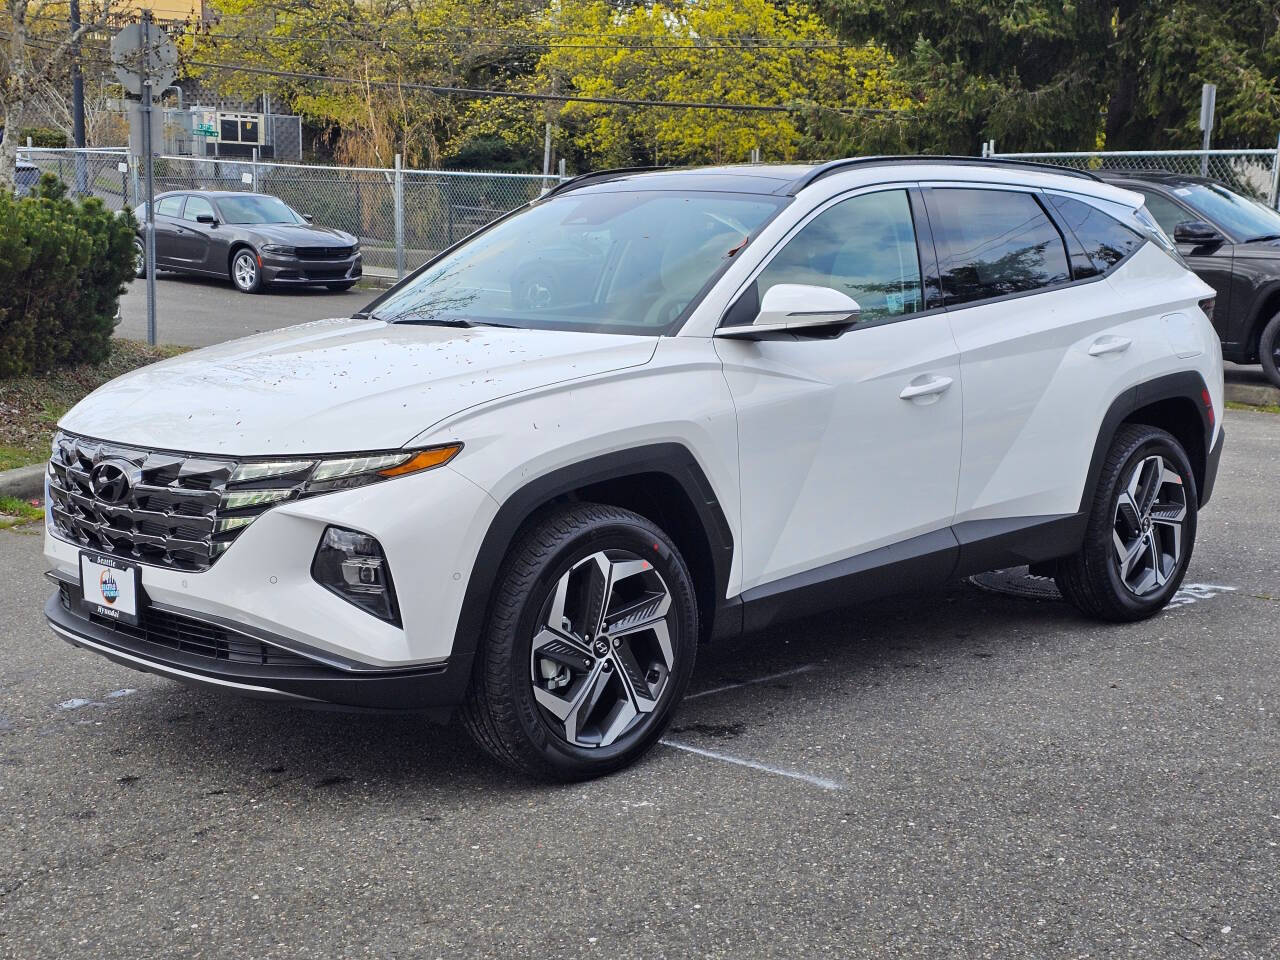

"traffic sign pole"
[141,13,157,345]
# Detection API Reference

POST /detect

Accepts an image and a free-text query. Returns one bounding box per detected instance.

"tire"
[462,502,699,781]
[1260,311,1280,390]
[1056,424,1197,622]
[133,237,146,279]
[230,248,263,293]
[326,281,358,292]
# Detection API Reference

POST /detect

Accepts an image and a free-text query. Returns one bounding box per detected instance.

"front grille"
[295,245,355,260]
[47,432,312,571]
[58,582,317,668]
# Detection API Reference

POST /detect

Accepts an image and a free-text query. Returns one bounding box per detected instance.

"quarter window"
[183,196,216,222]
[155,195,184,218]
[1047,194,1144,276]
[931,189,1070,306]
[743,189,924,325]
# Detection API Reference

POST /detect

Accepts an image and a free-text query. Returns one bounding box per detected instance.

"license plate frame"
[79,552,143,626]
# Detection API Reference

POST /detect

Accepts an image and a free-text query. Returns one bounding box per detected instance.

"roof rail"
[787,155,1102,193]
[542,166,670,198]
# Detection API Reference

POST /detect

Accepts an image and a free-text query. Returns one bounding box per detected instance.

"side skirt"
[734,514,1086,636]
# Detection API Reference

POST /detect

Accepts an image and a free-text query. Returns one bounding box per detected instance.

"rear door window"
[1134,189,1196,239]
[155,195,184,218]
[930,188,1071,307]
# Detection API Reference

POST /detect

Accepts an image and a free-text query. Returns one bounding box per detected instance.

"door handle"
[1089,335,1132,356]
[899,374,954,400]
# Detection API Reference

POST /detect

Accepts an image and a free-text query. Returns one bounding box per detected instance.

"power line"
[183,58,908,116]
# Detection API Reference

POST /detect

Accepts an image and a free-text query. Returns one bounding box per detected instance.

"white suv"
[44,158,1224,780]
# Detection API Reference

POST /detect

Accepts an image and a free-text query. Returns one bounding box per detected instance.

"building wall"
[118,0,204,23]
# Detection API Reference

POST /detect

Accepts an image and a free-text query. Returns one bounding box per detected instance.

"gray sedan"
[133,191,362,293]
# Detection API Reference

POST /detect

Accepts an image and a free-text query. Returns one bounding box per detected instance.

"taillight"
[1201,388,1215,427]
[1198,296,1216,323]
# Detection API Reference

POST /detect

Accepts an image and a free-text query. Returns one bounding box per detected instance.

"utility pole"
[70,0,87,194]
[1199,83,1216,178]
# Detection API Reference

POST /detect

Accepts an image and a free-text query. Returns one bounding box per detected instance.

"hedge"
[0,174,136,379]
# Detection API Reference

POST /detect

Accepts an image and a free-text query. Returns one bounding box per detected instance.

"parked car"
[132,191,362,293]
[1100,170,1280,387]
[14,159,41,196]
[45,157,1223,781]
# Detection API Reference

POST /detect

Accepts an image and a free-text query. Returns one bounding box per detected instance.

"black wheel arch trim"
[450,443,735,665]
[1081,370,1217,513]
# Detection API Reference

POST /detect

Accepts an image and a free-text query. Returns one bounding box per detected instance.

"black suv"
[1101,170,1280,387]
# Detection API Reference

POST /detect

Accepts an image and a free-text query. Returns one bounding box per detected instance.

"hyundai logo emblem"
[89,461,135,504]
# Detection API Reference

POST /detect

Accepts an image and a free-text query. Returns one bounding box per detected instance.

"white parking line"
[660,739,843,791]
[685,664,818,700]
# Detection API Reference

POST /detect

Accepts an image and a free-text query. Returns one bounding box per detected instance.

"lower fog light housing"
[311,526,401,626]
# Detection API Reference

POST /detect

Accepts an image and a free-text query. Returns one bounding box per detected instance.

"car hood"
[239,223,357,246]
[60,318,658,455]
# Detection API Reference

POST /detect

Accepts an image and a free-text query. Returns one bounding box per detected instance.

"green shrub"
[18,127,67,148]
[0,174,136,379]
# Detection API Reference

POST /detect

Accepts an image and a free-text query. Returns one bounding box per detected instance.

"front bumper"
[46,582,473,716]
[261,253,362,285]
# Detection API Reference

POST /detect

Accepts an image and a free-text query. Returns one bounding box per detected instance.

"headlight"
[261,244,296,255]
[214,444,462,539]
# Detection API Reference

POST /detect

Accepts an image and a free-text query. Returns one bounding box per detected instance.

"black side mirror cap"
[1173,219,1223,246]
[196,213,217,225]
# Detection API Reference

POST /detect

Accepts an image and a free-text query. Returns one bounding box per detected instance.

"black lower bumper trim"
[45,591,473,716]
[1201,427,1224,507]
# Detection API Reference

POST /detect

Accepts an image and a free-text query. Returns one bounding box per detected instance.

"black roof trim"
[543,166,669,198]
[787,156,1103,194]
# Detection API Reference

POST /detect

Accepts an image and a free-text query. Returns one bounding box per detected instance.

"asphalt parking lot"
[1,407,1277,959]
[115,274,378,348]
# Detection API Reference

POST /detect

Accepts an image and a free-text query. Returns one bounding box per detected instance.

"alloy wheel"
[529,549,675,748]
[1112,454,1187,596]
[133,238,145,276]
[233,252,258,290]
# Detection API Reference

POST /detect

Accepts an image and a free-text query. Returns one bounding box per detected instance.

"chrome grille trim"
[47,431,310,572]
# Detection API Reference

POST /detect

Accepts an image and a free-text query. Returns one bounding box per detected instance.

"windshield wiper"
[1247,233,1280,243]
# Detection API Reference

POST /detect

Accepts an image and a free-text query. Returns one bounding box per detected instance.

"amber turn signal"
[378,444,462,477]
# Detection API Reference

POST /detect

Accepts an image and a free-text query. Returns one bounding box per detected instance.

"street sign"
[110,22,177,96]
[126,101,163,157]
[194,123,216,137]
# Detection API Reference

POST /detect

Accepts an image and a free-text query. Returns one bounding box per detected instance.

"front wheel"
[1056,424,1197,622]
[133,237,146,279]
[230,248,263,293]
[462,503,698,781]
[1260,312,1280,389]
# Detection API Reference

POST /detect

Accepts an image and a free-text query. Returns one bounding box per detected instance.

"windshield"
[1177,182,1280,241]
[371,189,783,335]
[215,195,306,225]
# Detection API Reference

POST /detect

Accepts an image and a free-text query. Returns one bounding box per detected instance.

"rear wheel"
[1260,311,1280,389]
[133,238,146,279]
[230,248,263,293]
[462,503,698,781]
[1056,424,1197,622]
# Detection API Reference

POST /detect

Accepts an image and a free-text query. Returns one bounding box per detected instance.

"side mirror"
[1173,219,1223,246]
[196,212,217,225]
[302,213,314,224]
[715,283,861,340]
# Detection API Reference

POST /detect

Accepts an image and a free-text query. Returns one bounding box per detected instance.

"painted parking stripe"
[660,738,843,791]
[685,664,818,700]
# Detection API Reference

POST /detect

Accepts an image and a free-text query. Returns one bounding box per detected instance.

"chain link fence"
[16,147,564,277]
[990,148,1280,207]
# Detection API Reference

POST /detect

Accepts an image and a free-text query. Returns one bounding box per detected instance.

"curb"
[1225,381,1280,408]
[0,463,46,501]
